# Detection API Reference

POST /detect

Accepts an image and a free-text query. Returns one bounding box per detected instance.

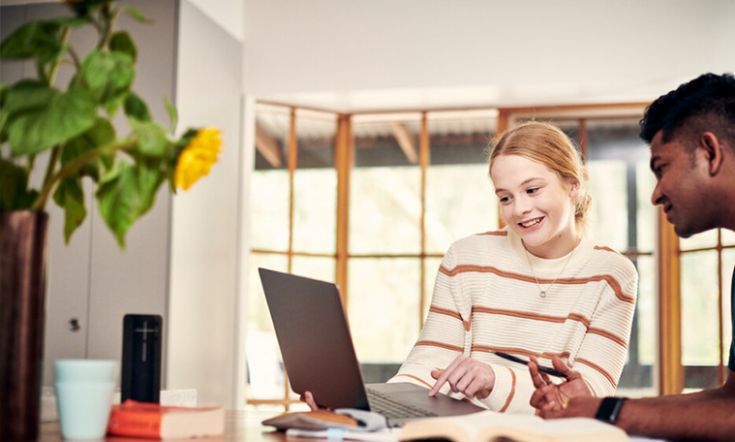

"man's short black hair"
[640,73,735,145]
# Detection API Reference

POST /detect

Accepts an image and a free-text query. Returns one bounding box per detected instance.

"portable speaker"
[121,314,162,403]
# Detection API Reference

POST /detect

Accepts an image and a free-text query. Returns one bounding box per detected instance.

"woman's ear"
[568,179,581,200]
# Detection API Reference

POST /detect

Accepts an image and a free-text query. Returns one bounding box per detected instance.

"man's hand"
[528,355,594,416]
[429,355,495,399]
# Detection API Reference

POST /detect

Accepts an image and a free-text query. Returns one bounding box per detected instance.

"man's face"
[649,130,716,237]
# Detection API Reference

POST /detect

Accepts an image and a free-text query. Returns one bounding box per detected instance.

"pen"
[493,351,568,378]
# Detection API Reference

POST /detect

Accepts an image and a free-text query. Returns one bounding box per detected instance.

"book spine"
[107,409,163,439]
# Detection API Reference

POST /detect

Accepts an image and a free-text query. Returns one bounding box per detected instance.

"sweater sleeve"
[388,245,470,390]
[476,257,639,413]
[571,259,638,396]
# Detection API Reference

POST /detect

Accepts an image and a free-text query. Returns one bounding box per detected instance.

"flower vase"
[0,211,49,441]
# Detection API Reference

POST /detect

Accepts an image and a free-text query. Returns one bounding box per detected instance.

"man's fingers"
[528,357,547,389]
[551,355,580,380]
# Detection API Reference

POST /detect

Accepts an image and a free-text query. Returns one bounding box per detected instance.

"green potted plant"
[0,1,221,440]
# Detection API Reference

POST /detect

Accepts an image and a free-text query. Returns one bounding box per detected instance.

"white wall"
[167,0,247,408]
[243,0,735,109]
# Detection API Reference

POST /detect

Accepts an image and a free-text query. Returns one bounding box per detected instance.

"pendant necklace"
[524,242,578,298]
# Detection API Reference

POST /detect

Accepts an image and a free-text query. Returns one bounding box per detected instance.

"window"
[680,230,735,389]
[246,100,723,408]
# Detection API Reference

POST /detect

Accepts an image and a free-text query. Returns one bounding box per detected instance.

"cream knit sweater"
[389,228,638,414]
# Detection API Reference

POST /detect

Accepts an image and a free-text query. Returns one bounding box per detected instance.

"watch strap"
[594,396,626,424]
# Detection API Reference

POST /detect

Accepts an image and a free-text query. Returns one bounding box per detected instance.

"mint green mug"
[54,359,117,440]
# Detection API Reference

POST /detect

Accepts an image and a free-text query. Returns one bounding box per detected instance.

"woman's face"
[490,154,578,258]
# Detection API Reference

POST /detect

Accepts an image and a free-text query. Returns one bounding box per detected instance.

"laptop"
[258,268,482,426]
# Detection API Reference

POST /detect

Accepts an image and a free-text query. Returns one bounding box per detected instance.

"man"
[528,73,735,441]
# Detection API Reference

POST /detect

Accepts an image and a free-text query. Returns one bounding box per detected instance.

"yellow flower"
[175,127,222,191]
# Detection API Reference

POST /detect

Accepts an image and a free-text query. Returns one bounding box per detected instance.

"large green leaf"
[53,176,87,243]
[7,86,96,155]
[0,158,38,210]
[95,163,163,248]
[61,117,116,179]
[3,80,56,115]
[130,120,169,157]
[109,31,136,62]
[80,50,134,113]
[0,20,65,63]
[124,92,151,122]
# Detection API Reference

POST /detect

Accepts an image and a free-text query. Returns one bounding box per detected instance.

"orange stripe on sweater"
[478,230,508,237]
[594,245,620,254]
[438,264,634,304]
[473,306,590,326]
[574,357,617,388]
[416,340,463,353]
[586,327,628,348]
[429,306,471,331]
[499,367,516,413]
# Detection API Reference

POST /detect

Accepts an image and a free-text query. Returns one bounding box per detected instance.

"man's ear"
[699,131,724,176]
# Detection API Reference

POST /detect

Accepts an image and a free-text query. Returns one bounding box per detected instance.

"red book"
[107,400,225,439]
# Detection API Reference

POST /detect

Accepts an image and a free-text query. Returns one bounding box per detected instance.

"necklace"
[523,243,578,298]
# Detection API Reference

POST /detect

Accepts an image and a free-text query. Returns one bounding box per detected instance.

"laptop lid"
[258,268,370,410]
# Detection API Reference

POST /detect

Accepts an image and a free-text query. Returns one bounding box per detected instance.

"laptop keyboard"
[366,388,438,420]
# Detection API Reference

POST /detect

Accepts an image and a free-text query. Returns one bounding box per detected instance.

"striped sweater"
[389,228,638,414]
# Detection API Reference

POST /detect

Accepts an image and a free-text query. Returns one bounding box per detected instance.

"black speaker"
[121,314,162,403]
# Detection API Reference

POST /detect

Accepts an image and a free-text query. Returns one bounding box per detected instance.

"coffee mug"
[54,359,117,440]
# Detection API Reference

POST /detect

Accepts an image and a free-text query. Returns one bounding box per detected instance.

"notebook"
[258,268,482,426]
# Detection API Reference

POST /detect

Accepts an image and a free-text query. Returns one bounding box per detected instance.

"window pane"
[423,257,443,320]
[246,253,288,398]
[252,104,290,251]
[681,251,720,389]
[619,255,655,391]
[722,229,735,246]
[293,110,337,254]
[350,114,422,254]
[348,258,420,362]
[636,162,657,253]
[426,110,498,253]
[587,161,628,251]
[291,256,335,282]
[680,230,718,251]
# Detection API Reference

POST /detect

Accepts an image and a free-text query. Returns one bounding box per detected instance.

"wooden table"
[40,410,289,442]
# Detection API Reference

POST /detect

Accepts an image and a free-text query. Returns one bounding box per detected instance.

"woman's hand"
[528,355,592,415]
[429,355,495,399]
[300,391,324,411]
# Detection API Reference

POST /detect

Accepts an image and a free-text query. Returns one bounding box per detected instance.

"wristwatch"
[594,396,626,424]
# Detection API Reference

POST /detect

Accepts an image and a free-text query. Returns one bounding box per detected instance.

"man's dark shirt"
[729,265,735,371]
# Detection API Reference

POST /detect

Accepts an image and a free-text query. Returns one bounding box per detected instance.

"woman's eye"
[526,187,540,195]
[498,195,511,204]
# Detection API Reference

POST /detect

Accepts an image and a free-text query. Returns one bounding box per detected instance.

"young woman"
[388,122,638,414]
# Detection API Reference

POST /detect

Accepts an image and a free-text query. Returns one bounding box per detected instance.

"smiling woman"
[390,122,639,414]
